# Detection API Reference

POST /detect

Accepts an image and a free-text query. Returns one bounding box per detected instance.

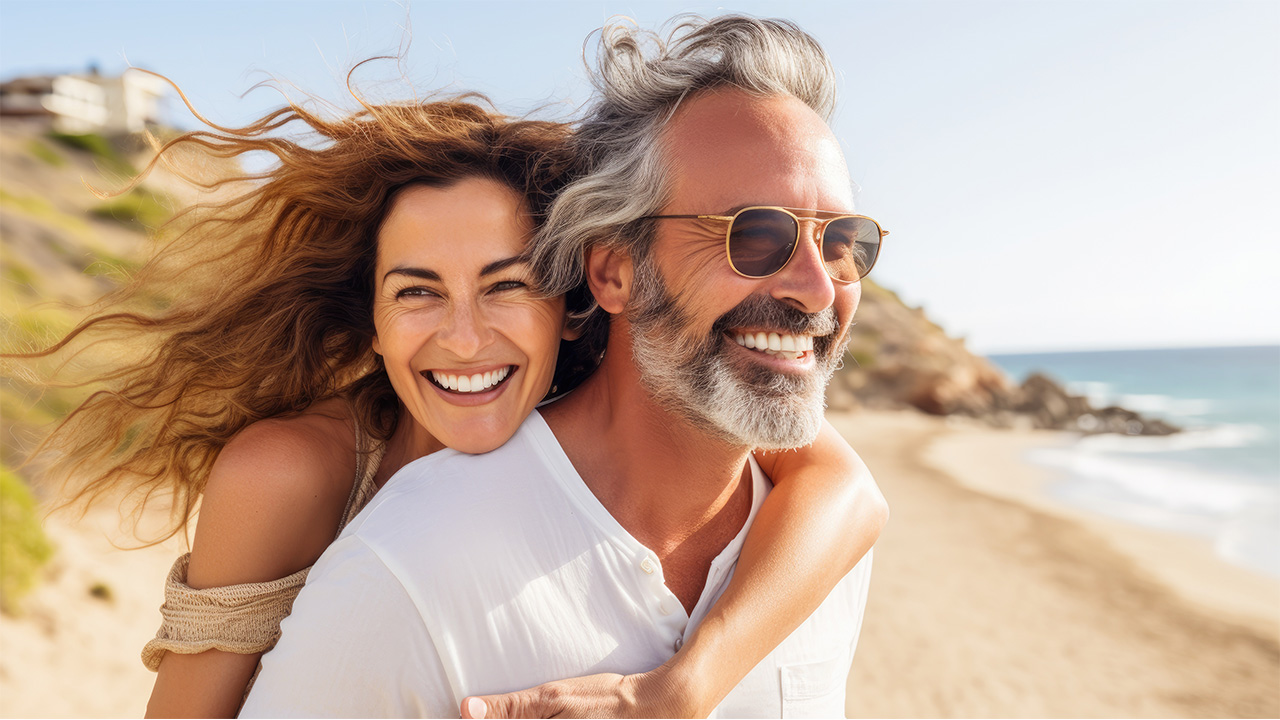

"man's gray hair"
[531,14,838,328]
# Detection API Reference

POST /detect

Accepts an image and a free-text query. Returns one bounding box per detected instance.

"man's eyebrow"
[383,267,440,283]
[481,255,528,276]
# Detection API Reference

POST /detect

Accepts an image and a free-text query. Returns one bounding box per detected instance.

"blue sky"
[2,0,1276,353]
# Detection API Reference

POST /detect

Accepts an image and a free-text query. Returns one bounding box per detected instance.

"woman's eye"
[395,286,437,300]
[490,280,527,293]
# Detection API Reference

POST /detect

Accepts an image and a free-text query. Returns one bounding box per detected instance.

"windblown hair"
[530,14,838,340]
[13,74,577,541]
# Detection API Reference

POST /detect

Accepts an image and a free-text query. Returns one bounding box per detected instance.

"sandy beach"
[839,410,1280,718]
[2,409,1277,718]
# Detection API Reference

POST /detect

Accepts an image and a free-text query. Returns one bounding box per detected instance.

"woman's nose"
[434,302,493,359]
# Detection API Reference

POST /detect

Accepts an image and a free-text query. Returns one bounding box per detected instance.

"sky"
[1,0,1276,354]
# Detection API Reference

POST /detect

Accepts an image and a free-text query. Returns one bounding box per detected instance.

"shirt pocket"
[780,655,848,718]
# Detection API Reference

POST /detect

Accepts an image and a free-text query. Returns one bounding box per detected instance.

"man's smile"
[729,330,815,361]
[722,331,822,372]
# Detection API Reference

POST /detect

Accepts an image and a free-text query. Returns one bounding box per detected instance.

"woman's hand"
[459,664,693,719]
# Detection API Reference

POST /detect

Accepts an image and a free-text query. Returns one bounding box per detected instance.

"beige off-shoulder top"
[141,432,386,671]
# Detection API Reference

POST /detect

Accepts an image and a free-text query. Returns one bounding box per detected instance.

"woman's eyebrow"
[382,256,526,283]
[383,267,440,283]
[480,255,528,276]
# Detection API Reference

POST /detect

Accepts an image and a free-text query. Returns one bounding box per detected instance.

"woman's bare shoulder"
[187,398,362,588]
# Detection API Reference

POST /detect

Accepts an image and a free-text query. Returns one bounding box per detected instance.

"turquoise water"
[989,346,1280,577]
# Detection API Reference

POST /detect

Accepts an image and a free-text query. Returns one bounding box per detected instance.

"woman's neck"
[375,406,445,487]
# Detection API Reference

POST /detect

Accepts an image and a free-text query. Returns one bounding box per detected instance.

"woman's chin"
[433,421,520,456]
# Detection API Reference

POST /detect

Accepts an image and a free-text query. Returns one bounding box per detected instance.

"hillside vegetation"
[0,120,236,611]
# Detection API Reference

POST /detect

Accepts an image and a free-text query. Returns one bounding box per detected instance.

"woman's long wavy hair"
[12,71,580,542]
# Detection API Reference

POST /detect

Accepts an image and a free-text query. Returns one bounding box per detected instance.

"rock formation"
[827,281,1178,436]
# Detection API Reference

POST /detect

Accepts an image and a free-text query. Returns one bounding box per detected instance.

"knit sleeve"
[141,553,310,671]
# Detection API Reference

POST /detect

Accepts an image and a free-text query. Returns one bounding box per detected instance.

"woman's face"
[372,178,568,454]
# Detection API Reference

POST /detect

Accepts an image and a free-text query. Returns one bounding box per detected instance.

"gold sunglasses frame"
[643,206,888,283]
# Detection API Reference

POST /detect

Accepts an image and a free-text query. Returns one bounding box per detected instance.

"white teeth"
[430,366,511,393]
[732,332,816,360]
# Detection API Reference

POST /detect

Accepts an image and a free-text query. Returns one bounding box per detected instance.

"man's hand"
[459,666,695,719]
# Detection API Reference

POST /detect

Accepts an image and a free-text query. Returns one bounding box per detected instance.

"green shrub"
[0,465,54,613]
[46,131,134,175]
[25,138,66,167]
[89,188,171,231]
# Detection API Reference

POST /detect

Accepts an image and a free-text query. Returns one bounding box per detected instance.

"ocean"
[987,345,1280,578]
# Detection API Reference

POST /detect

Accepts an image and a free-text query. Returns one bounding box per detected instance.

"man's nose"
[435,301,494,359]
[767,222,837,314]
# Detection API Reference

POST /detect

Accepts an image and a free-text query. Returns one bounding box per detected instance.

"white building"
[0,69,167,135]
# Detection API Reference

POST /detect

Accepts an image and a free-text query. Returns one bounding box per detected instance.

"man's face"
[628,90,860,450]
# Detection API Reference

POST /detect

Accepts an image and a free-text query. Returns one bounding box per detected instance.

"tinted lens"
[823,217,881,281]
[727,208,798,277]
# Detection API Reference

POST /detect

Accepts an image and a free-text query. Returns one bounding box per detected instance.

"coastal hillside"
[830,280,1177,436]
[0,119,238,611]
[0,120,241,467]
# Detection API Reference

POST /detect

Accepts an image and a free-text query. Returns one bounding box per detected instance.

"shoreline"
[835,409,1279,718]
[924,420,1280,632]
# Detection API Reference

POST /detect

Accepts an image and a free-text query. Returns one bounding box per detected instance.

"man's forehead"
[661,89,855,212]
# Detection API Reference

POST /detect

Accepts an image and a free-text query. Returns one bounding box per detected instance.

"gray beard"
[626,257,848,451]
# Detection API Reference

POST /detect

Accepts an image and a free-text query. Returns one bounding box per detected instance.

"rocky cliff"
[828,281,1177,436]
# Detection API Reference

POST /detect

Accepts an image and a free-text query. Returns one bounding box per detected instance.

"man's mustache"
[711,294,838,339]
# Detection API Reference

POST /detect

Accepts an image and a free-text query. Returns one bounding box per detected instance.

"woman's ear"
[371,334,383,356]
[584,245,632,315]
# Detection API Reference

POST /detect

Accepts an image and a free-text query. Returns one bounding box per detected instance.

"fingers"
[461,686,563,719]
[461,696,488,719]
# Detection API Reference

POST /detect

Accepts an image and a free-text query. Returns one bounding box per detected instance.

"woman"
[24,75,886,718]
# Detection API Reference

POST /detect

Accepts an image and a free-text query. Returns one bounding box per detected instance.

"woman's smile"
[423,364,518,405]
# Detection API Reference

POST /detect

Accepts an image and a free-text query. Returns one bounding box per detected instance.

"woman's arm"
[145,415,357,718]
[462,417,887,718]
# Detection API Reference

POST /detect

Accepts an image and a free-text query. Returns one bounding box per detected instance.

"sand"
[0,500,182,718]
[839,410,1280,718]
[2,409,1278,717]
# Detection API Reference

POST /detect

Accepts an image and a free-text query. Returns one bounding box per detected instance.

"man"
[243,15,878,717]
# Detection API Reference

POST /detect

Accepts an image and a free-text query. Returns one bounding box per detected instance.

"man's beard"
[626,257,848,451]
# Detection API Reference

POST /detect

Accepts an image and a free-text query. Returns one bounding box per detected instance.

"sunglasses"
[643,206,886,283]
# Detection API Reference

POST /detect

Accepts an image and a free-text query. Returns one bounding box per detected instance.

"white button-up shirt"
[242,411,872,718]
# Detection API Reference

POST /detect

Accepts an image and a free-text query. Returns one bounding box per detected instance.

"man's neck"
[541,339,754,612]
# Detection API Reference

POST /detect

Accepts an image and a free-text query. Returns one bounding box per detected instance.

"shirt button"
[674,636,684,652]
[640,557,656,575]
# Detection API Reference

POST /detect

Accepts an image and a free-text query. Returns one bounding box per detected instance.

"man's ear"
[585,244,633,315]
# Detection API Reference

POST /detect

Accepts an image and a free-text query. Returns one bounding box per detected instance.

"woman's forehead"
[376,179,533,272]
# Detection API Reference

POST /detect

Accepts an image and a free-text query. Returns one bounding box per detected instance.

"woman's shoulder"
[187,398,362,587]
[214,398,359,489]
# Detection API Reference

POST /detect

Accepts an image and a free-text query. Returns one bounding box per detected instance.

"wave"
[1062,380,1216,421]
[1075,423,1269,453]
[1065,380,1114,408]
[1025,447,1272,515]
[1025,445,1280,577]
[1114,393,1215,419]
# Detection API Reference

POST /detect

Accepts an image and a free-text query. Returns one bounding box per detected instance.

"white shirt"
[242,411,872,718]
